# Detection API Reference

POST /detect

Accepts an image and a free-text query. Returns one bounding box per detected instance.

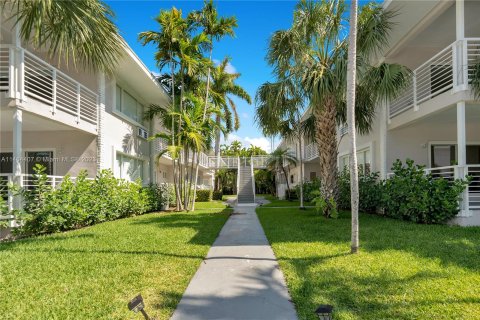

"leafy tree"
[6,0,123,73]
[266,148,297,200]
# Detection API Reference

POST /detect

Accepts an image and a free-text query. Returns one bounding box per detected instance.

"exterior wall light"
[128,294,155,320]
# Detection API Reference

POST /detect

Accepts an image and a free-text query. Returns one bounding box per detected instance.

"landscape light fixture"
[128,294,154,320]
[315,304,333,320]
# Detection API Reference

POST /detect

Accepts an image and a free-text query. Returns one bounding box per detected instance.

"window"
[0,152,13,174]
[116,85,144,124]
[309,171,317,181]
[430,144,480,167]
[116,153,144,182]
[290,174,295,183]
[339,148,371,174]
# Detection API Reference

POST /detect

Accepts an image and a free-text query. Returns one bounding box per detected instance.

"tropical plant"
[346,0,360,253]
[189,0,238,119]
[266,0,411,217]
[266,148,297,200]
[5,0,123,73]
[255,79,306,208]
[210,57,252,190]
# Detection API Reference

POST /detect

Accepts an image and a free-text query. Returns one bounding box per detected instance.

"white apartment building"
[0,15,214,210]
[278,0,480,225]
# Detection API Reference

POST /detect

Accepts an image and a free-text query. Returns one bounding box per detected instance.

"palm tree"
[346,0,359,253]
[267,0,411,216]
[189,0,238,120]
[139,8,188,209]
[267,148,297,200]
[209,58,251,189]
[255,80,306,208]
[6,0,123,73]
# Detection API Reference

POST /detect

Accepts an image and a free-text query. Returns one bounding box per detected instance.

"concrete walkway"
[171,199,298,320]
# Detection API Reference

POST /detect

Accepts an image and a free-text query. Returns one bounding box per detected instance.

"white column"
[13,107,23,209]
[456,0,465,40]
[379,101,388,179]
[455,0,466,89]
[96,73,106,172]
[457,101,470,216]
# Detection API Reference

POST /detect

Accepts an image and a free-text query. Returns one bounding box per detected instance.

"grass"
[257,207,480,320]
[259,196,312,208]
[194,200,230,210]
[0,206,231,319]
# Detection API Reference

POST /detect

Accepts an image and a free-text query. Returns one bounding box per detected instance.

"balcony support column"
[379,101,388,179]
[454,0,467,90]
[96,73,106,172]
[12,107,23,214]
[456,101,470,217]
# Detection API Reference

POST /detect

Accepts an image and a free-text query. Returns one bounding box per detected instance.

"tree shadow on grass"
[132,209,232,246]
[258,208,480,272]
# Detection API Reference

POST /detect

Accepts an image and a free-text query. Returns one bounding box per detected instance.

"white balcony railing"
[389,38,480,119]
[251,155,269,169]
[304,143,319,161]
[1,45,98,128]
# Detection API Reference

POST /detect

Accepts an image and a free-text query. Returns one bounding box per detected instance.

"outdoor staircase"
[237,161,255,204]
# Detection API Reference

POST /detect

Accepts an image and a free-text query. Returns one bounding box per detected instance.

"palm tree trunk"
[347,0,359,254]
[188,151,196,210]
[170,60,182,211]
[214,114,221,191]
[281,166,290,200]
[314,97,338,217]
[191,154,201,211]
[183,148,189,210]
[202,46,213,120]
[297,118,305,208]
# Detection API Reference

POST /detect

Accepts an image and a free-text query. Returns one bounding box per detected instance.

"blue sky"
[107,0,298,152]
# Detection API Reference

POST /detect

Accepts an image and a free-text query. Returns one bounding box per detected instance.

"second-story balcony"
[0,45,98,134]
[389,38,480,119]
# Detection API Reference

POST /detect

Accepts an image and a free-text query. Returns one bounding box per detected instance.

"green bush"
[196,189,212,202]
[15,166,157,236]
[337,170,382,213]
[382,159,469,224]
[295,178,320,202]
[212,190,223,201]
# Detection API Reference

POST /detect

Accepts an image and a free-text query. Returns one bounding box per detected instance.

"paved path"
[171,199,298,320]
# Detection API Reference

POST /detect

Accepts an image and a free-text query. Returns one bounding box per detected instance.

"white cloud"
[241,112,249,119]
[220,134,273,153]
[212,59,237,74]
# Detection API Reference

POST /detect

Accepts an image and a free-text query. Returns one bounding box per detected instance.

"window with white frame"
[339,148,371,174]
[115,85,145,124]
[116,153,144,182]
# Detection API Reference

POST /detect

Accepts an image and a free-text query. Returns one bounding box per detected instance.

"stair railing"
[251,156,256,203]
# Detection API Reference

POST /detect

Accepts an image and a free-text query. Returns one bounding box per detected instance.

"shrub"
[295,178,320,202]
[212,190,223,201]
[196,189,212,202]
[337,170,382,213]
[382,159,469,224]
[15,166,155,236]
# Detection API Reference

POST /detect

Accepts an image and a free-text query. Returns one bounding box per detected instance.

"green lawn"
[259,196,312,207]
[194,200,230,210]
[0,207,231,319]
[257,207,480,320]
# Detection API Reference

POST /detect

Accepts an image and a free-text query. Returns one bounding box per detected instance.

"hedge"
[195,189,213,202]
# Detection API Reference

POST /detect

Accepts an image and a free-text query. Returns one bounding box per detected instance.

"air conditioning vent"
[138,127,148,139]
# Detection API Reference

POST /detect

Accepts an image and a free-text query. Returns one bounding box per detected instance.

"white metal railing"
[0,47,9,92]
[389,38,480,119]
[304,143,319,161]
[467,165,480,210]
[251,155,269,168]
[208,156,239,169]
[424,165,456,182]
[339,124,349,136]
[0,45,99,127]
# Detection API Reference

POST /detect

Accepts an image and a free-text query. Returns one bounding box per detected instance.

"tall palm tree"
[255,80,306,208]
[6,0,123,73]
[267,0,411,216]
[210,57,251,189]
[189,0,238,120]
[267,148,297,200]
[346,0,359,253]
